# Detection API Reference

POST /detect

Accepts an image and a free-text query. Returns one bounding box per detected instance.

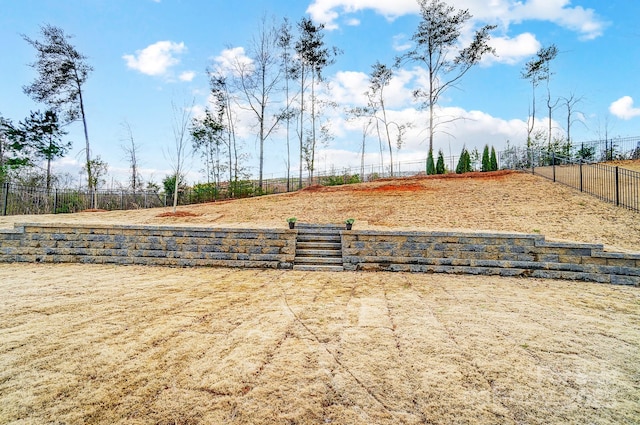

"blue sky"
[1,0,638,187]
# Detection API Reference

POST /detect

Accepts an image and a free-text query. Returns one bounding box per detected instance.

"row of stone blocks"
[0,224,638,285]
[341,231,640,286]
[0,223,297,269]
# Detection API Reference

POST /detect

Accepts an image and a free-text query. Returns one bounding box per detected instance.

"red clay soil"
[302,170,514,194]
[156,211,200,218]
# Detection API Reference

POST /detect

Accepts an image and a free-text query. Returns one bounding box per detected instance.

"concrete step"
[296,223,343,229]
[294,256,343,265]
[297,234,341,242]
[293,264,344,272]
[297,241,342,250]
[296,249,342,257]
[294,225,344,271]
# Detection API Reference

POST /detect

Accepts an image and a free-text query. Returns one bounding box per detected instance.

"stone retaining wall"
[341,230,640,285]
[0,223,296,269]
[0,223,638,285]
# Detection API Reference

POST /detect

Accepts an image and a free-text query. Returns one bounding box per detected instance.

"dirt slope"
[1,170,638,252]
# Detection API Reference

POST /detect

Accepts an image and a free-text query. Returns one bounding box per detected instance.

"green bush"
[55,191,85,213]
[320,173,361,186]
[191,182,220,203]
[228,180,256,198]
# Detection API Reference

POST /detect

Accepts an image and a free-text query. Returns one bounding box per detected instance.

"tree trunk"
[76,81,92,205]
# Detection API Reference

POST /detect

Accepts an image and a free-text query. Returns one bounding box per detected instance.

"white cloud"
[609,96,640,120]
[507,0,607,40]
[306,0,606,40]
[306,0,418,30]
[485,32,541,65]
[213,47,254,77]
[392,34,411,52]
[179,71,196,82]
[123,41,186,76]
[329,70,370,106]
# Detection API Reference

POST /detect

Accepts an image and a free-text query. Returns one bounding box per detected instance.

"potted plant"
[287,217,297,229]
[345,218,355,230]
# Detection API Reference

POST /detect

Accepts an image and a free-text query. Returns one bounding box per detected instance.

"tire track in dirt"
[280,273,416,423]
[382,274,430,423]
[398,276,517,424]
[96,268,285,418]
[427,279,518,422]
[439,279,640,423]
[283,282,399,416]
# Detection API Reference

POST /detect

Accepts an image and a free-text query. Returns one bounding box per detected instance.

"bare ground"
[1,168,639,424]
[0,264,639,424]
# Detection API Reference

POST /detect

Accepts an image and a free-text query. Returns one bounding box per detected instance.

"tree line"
[3,0,584,209]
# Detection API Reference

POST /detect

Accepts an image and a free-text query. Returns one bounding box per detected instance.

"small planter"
[345,218,355,230]
[345,223,352,230]
[289,221,295,229]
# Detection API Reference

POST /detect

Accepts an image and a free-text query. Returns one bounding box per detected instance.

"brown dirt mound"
[357,183,427,192]
[156,211,200,218]
[375,169,516,182]
[301,184,326,192]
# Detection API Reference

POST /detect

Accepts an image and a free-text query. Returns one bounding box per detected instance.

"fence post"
[615,166,620,206]
[579,161,583,192]
[54,189,58,214]
[552,152,556,182]
[2,182,8,216]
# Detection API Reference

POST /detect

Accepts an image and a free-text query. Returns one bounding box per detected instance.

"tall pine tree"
[426,148,435,175]
[481,144,490,172]
[490,146,498,171]
[436,149,445,174]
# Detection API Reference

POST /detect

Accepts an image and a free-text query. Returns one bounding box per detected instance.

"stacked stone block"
[0,223,296,269]
[0,223,637,285]
[341,230,640,286]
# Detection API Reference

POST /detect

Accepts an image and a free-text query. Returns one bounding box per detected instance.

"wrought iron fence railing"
[2,136,639,216]
[519,152,639,213]
[0,183,166,216]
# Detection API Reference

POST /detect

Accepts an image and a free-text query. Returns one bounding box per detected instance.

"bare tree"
[561,92,585,146]
[278,17,296,192]
[367,61,410,177]
[522,44,558,148]
[167,101,193,212]
[190,107,226,196]
[294,17,339,185]
[121,121,142,192]
[346,106,375,181]
[398,0,495,154]
[22,25,95,200]
[231,16,283,191]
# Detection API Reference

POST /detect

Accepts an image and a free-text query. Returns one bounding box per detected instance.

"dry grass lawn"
[1,168,639,424]
[0,264,639,424]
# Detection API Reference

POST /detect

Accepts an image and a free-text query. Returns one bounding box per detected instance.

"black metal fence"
[2,136,639,216]
[522,152,639,213]
[499,136,640,170]
[0,183,166,216]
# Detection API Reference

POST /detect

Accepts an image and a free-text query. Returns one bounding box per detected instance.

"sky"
[1,0,639,188]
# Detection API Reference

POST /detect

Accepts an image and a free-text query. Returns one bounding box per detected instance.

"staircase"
[293,224,344,272]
